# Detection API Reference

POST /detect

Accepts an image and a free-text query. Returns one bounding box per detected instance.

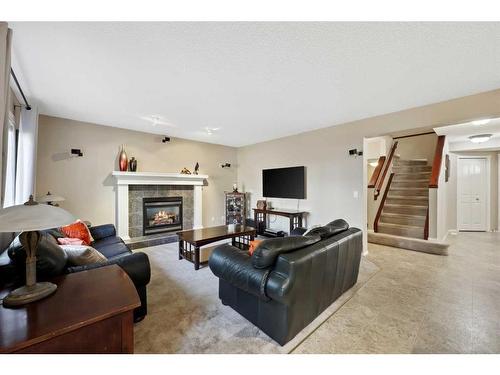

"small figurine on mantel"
[232,183,238,193]
[180,167,192,174]
[194,162,199,175]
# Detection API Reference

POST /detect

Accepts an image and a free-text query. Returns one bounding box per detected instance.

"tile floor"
[292,231,500,353]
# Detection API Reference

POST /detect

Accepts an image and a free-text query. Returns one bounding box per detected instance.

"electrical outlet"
[353,190,359,199]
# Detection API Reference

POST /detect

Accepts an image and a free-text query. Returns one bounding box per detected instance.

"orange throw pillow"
[249,239,262,256]
[60,220,94,245]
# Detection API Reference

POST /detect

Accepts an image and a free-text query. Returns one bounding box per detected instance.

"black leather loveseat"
[209,219,362,345]
[0,224,151,322]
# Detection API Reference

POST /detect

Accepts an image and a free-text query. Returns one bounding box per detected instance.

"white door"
[457,157,488,231]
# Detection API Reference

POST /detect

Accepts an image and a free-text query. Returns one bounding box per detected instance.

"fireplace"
[142,197,183,235]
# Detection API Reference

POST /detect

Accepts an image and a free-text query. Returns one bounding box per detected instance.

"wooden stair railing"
[429,135,446,189]
[374,141,398,199]
[374,173,394,232]
[368,156,386,188]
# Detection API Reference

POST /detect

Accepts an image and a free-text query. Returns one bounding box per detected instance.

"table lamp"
[0,195,76,307]
[37,191,65,206]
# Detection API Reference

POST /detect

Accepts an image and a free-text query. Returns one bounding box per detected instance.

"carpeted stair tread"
[384,203,428,209]
[368,230,449,255]
[378,222,424,230]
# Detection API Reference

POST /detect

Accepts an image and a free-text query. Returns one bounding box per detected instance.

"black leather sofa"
[209,219,362,345]
[0,224,151,322]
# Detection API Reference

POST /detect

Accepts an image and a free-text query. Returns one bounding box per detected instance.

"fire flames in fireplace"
[142,197,183,236]
[150,210,178,226]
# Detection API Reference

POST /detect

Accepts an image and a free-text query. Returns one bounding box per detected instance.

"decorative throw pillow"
[58,237,85,245]
[60,220,94,245]
[60,245,107,266]
[7,232,68,278]
[248,239,262,256]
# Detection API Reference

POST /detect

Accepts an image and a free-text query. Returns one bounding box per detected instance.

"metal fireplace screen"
[142,197,183,235]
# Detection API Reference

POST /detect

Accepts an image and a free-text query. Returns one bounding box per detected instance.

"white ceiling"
[9,22,500,147]
[434,118,500,142]
[435,117,500,152]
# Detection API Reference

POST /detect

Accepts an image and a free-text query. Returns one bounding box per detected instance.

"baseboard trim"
[443,229,458,242]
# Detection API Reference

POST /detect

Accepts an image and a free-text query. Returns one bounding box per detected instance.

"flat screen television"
[262,166,306,199]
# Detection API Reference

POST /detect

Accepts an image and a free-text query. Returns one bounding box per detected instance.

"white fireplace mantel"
[112,172,208,240]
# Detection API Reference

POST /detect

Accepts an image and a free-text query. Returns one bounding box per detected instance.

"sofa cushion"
[89,224,116,242]
[305,219,350,240]
[325,219,349,235]
[92,235,124,248]
[7,232,68,279]
[60,244,107,266]
[92,237,130,259]
[252,235,321,269]
[305,226,331,240]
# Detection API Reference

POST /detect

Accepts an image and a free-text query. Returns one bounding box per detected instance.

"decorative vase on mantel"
[129,157,137,172]
[119,145,128,172]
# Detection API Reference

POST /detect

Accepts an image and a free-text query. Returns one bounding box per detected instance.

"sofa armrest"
[89,224,116,242]
[208,244,271,301]
[66,252,151,287]
[290,227,307,236]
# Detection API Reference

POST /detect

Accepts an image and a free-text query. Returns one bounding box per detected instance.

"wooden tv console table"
[253,208,307,235]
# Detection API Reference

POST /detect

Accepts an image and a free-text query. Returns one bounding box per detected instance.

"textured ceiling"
[10,22,500,147]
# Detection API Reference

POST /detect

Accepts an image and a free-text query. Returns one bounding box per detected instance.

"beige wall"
[36,89,500,243]
[395,133,438,164]
[237,89,500,243]
[447,150,499,232]
[36,115,238,227]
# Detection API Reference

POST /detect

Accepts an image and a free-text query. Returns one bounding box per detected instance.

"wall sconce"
[162,136,171,143]
[220,163,231,168]
[37,191,65,207]
[348,148,363,157]
[71,149,83,157]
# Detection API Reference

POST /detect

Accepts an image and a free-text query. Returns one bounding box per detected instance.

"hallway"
[293,231,500,353]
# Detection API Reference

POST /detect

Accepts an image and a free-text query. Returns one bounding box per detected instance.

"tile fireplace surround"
[112,172,208,240]
[130,190,188,238]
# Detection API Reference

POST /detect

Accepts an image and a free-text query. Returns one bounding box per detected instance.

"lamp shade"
[37,192,65,203]
[0,199,76,232]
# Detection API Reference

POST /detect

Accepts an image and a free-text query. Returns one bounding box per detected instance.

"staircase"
[377,159,431,240]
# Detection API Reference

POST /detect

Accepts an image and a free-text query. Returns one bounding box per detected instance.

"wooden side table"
[0,265,140,354]
[253,208,307,235]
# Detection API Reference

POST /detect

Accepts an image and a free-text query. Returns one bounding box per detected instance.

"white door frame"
[457,155,492,232]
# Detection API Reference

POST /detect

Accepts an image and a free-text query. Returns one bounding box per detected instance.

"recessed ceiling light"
[140,115,176,127]
[468,134,492,143]
[205,127,220,135]
[472,119,491,126]
[151,115,161,126]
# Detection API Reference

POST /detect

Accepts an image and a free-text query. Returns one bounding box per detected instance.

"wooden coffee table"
[177,224,256,270]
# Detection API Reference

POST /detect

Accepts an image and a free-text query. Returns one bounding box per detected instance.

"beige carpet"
[134,242,379,353]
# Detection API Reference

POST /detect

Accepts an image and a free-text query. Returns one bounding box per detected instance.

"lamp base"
[2,282,57,308]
